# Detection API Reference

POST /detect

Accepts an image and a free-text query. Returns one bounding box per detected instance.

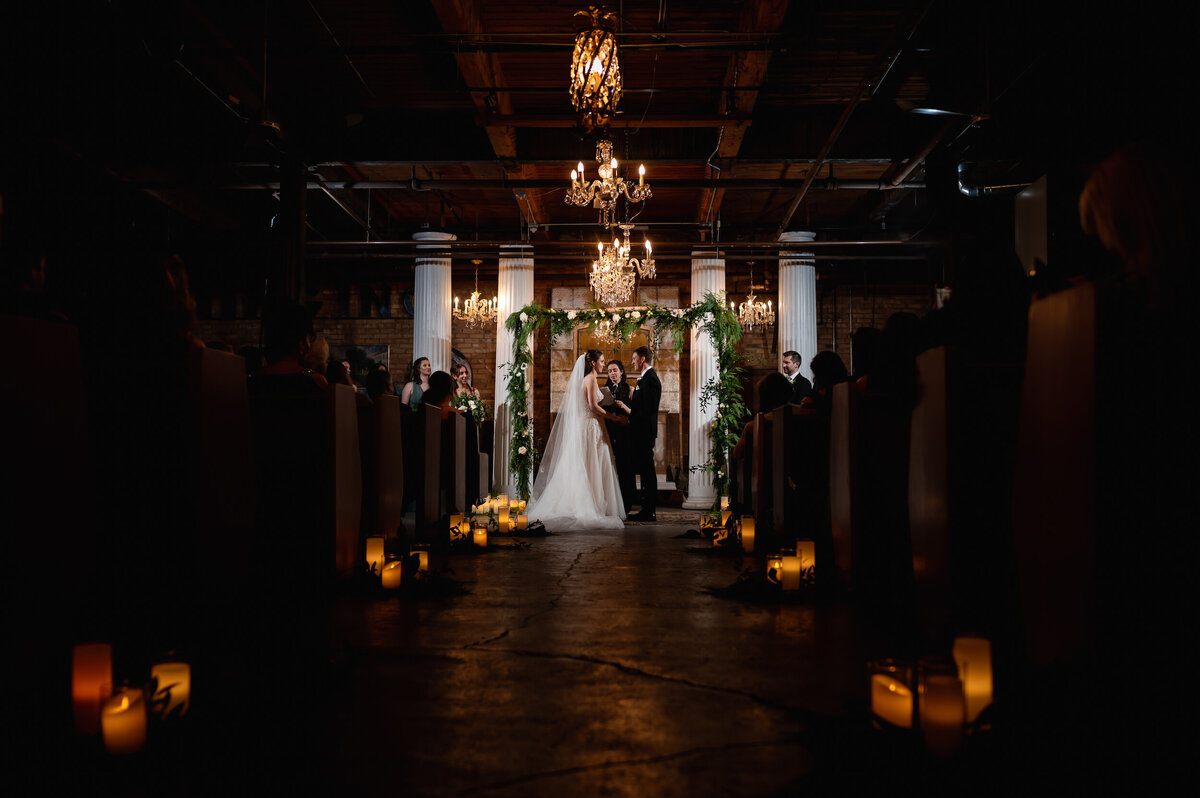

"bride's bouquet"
[451,391,490,426]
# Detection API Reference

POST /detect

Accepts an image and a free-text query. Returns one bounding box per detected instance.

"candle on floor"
[720,496,730,510]
[150,660,191,719]
[498,505,510,529]
[365,536,385,574]
[739,516,756,553]
[780,554,802,590]
[720,508,732,527]
[474,526,488,548]
[381,559,404,589]
[795,539,816,571]
[870,660,915,729]
[766,554,784,585]
[952,636,994,723]
[410,544,430,573]
[450,513,462,530]
[101,687,147,755]
[517,514,528,530]
[73,643,113,735]
[920,659,965,756]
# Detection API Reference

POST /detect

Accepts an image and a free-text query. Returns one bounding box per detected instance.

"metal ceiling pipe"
[956,162,1032,197]
[212,179,923,191]
[775,0,936,239]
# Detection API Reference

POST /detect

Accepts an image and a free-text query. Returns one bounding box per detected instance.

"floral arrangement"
[502,292,747,504]
[451,391,490,426]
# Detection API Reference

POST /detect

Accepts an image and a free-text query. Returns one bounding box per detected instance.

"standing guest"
[603,359,636,513]
[400,357,432,410]
[614,346,661,522]
[781,350,813,403]
[451,363,480,400]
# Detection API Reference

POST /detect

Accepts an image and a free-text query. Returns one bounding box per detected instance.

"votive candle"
[739,516,756,553]
[365,536,385,574]
[952,636,993,723]
[150,660,191,719]
[102,687,147,755]
[381,560,404,589]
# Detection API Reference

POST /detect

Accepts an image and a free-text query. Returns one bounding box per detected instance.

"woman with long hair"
[525,349,628,531]
[400,357,431,410]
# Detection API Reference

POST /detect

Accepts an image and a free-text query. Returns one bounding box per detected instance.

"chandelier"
[569,7,622,135]
[590,319,625,346]
[566,139,652,229]
[453,264,497,329]
[589,223,655,306]
[733,262,774,331]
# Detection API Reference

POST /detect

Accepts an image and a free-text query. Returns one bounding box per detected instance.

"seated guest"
[849,326,881,382]
[328,356,372,407]
[858,311,920,409]
[732,372,793,461]
[365,369,395,401]
[249,298,328,395]
[420,370,457,418]
[798,351,848,415]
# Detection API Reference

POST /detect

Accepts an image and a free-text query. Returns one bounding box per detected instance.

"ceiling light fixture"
[569,6,622,135]
[733,262,774,332]
[589,223,654,307]
[566,138,652,229]
[453,262,498,329]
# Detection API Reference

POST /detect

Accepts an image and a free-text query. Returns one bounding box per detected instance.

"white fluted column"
[412,230,456,373]
[682,251,726,510]
[778,231,818,384]
[493,245,534,498]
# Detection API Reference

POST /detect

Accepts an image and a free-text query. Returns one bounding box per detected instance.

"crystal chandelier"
[733,262,774,331]
[453,263,498,329]
[569,7,622,135]
[589,223,655,306]
[566,139,652,229]
[590,319,625,346]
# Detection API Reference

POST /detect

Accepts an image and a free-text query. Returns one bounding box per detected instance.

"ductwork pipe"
[957,162,1032,197]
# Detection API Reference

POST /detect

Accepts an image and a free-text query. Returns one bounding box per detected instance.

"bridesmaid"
[400,357,431,410]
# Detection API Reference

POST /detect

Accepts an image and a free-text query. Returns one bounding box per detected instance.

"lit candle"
[766,554,784,585]
[920,666,964,756]
[454,297,459,311]
[871,674,914,728]
[578,162,585,180]
[381,560,404,589]
[796,539,816,571]
[720,496,729,510]
[570,169,578,182]
[720,509,732,529]
[610,158,617,174]
[410,544,430,573]
[101,687,147,755]
[638,164,645,185]
[150,660,191,719]
[780,555,802,590]
[73,643,112,735]
[739,516,756,553]
[474,526,488,548]
[517,514,528,530]
[365,536,385,574]
[498,506,510,529]
[952,636,993,723]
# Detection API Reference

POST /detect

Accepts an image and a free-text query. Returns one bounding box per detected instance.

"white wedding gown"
[525,355,626,531]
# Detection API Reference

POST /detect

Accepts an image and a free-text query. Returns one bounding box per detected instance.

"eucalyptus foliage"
[502,293,748,504]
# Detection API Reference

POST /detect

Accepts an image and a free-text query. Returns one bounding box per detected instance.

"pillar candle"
[381,560,404,589]
[150,660,191,719]
[474,527,488,548]
[517,514,528,530]
[796,539,816,571]
[871,674,914,728]
[780,555,802,590]
[766,555,784,585]
[101,687,147,755]
[72,643,113,735]
[410,545,430,572]
[720,509,732,527]
[952,636,994,723]
[365,536,385,574]
[920,665,965,757]
[739,516,755,553]
[498,506,510,529]
[720,496,730,510]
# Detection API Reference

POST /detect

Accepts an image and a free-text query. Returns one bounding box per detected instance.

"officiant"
[602,359,636,514]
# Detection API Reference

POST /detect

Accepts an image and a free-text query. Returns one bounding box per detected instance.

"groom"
[620,346,661,522]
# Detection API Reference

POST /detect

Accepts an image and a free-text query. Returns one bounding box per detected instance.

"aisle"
[323,524,866,796]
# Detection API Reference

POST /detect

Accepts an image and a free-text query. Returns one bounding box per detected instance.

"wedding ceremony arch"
[502,292,748,505]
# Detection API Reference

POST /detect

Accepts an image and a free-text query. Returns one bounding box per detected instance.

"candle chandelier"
[589,223,655,306]
[566,139,652,229]
[733,262,775,331]
[453,263,498,329]
[569,6,622,135]
[590,319,625,346]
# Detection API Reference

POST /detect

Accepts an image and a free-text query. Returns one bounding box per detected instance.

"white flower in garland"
[519,312,529,323]
[567,310,577,320]
[631,310,641,320]
[703,312,714,325]
[612,314,620,323]
[518,446,527,455]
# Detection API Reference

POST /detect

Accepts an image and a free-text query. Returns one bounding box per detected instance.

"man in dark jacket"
[616,346,661,522]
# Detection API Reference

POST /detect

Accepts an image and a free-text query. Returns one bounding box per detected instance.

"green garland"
[502,292,748,505]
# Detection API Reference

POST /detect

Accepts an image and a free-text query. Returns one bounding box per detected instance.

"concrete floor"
[321,523,867,796]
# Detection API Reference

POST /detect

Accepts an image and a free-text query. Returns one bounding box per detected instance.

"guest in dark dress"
[249,298,327,396]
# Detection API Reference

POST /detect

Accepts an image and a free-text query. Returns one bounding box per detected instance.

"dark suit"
[603,378,636,511]
[628,367,662,512]
[786,373,813,404]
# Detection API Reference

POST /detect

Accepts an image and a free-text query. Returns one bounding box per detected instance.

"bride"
[525,349,628,531]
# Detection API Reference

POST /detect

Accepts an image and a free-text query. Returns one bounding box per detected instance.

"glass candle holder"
[919,656,964,756]
[869,658,915,730]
